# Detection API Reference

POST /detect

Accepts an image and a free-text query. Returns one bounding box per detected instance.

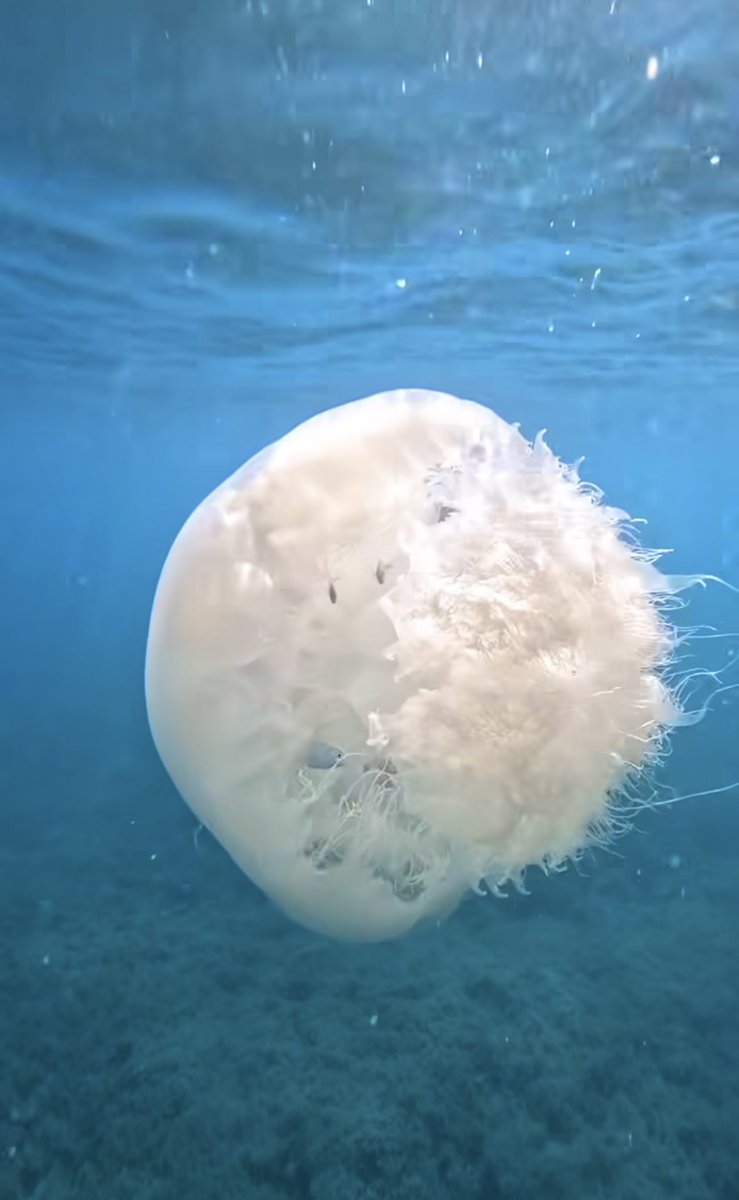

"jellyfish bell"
[145,388,693,941]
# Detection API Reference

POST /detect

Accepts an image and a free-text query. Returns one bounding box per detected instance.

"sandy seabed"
[1,716,738,1200]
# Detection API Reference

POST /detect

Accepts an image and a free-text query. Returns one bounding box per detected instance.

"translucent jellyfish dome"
[145,389,687,941]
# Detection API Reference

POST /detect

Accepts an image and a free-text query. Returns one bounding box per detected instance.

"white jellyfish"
[145,388,696,941]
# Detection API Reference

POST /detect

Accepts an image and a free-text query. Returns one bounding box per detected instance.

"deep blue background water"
[2,2,739,1198]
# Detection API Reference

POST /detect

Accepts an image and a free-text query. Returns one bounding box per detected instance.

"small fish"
[375,560,386,584]
[305,741,345,770]
[328,582,337,604]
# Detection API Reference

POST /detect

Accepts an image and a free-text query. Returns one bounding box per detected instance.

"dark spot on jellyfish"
[375,560,386,584]
[328,582,337,604]
[435,503,459,524]
[364,753,397,779]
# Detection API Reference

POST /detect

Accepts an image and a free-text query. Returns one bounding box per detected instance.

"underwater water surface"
[2,1,739,1198]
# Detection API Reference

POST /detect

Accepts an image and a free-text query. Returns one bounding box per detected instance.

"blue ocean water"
[2,1,739,1197]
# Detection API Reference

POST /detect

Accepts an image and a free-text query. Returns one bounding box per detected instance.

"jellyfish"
[144,388,695,941]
